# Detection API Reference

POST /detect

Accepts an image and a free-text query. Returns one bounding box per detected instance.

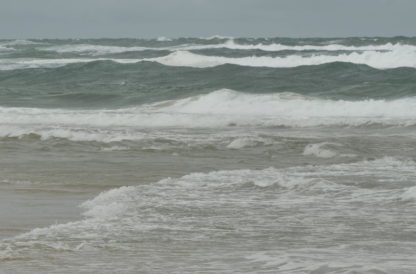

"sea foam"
[401,186,416,202]
[303,143,338,158]
[41,44,150,55]
[4,157,415,241]
[2,157,415,271]
[151,49,416,69]
[40,40,415,54]
[2,89,416,139]
[0,45,14,52]
[3,46,416,70]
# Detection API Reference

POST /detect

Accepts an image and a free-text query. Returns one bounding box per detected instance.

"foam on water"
[100,145,131,152]
[1,157,415,272]
[226,137,274,149]
[151,49,416,69]
[0,45,14,52]
[1,39,41,46]
[41,44,150,55]
[199,35,234,40]
[4,42,416,70]
[2,37,416,273]
[2,89,416,142]
[0,125,149,143]
[401,186,416,202]
[0,58,140,70]
[40,40,416,54]
[152,89,416,127]
[190,40,416,52]
[156,36,172,42]
[303,143,339,158]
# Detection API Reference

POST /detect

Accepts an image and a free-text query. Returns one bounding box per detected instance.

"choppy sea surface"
[1,36,416,273]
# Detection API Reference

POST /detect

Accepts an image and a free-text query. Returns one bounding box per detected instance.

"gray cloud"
[1,0,415,38]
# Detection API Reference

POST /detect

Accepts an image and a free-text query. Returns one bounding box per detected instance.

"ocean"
[0,37,415,273]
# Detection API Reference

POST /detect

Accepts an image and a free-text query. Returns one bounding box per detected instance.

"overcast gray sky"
[1,0,415,38]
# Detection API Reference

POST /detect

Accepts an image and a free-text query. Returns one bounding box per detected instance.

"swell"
[1,61,416,108]
[38,40,416,54]
[151,49,416,69]
[2,40,416,71]
[3,37,416,54]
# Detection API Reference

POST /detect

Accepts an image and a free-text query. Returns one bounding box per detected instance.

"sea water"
[0,37,416,273]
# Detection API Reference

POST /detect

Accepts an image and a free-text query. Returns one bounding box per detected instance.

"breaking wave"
[152,89,416,119]
[0,45,14,52]
[39,40,416,55]
[2,157,415,262]
[303,143,339,158]
[3,46,416,70]
[0,58,139,70]
[152,49,416,69]
[2,89,416,142]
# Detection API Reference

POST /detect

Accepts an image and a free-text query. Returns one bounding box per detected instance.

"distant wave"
[190,40,416,52]
[2,39,42,46]
[156,36,172,42]
[39,40,416,55]
[40,44,151,55]
[0,58,139,70]
[3,61,416,109]
[198,35,234,40]
[3,46,416,70]
[151,49,416,69]
[0,45,14,52]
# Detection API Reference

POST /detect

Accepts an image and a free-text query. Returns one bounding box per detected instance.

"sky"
[1,0,415,38]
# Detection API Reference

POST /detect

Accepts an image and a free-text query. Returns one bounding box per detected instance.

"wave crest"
[39,40,416,54]
[2,89,416,138]
[151,49,416,69]
[2,40,415,70]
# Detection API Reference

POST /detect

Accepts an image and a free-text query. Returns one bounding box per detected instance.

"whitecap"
[2,89,416,141]
[0,45,15,52]
[41,44,150,55]
[1,39,41,46]
[156,36,172,42]
[303,143,339,158]
[150,48,416,69]
[4,44,416,70]
[226,137,273,149]
[400,186,416,202]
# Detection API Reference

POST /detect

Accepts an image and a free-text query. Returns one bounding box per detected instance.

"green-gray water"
[1,37,416,273]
